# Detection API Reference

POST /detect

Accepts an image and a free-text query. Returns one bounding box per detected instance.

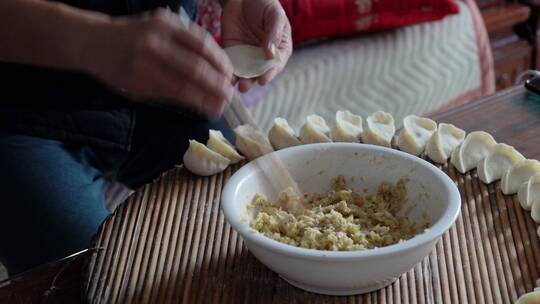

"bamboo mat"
[83,158,540,304]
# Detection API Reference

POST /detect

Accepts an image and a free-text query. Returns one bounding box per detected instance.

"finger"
[149,38,233,104]
[137,59,227,117]
[263,6,287,59]
[238,78,256,93]
[170,21,234,78]
[258,67,280,86]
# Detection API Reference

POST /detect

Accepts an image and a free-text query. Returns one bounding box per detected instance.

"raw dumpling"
[299,115,332,144]
[477,143,525,184]
[515,290,540,304]
[450,131,496,173]
[501,159,540,195]
[234,124,274,160]
[207,130,244,164]
[268,118,302,150]
[183,140,230,176]
[224,45,280,78]
[361,111,395,147]
[397,115,437,156]
[530,181,540,223]
[519,174,540,210]
[331,110,363,142]
[425,123,465,164]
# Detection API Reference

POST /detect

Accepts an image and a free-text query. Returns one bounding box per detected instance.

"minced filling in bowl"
[248,176,427,251]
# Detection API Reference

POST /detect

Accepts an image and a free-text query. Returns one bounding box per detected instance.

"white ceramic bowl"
[221,143,460,295]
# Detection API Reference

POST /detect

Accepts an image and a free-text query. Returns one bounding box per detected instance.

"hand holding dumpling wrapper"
[224,45,282,79]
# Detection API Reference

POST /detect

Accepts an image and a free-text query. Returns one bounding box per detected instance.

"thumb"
[263,6,285,59]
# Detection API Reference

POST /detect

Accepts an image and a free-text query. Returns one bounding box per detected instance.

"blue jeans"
[0,117,232,275]
[0,134,112,274]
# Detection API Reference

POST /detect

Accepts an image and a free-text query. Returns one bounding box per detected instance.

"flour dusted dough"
[425,123,465,164]
[450,131,496,173]
[515,290,540,304]
[331,110,363,142]
[234,124,274,160]
[501,159,540,195]
[397,115,437,156]
[268,117,301,150]
[530,183,540,223]
[207,130,244,164]
[361,111,395,147]
[477,143,525,184]
[299,114,332,144]
[224,45,280,78]
[519,174,540,210]
[183,140,230,176]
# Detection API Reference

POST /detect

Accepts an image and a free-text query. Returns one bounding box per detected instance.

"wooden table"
[1,84,540,303]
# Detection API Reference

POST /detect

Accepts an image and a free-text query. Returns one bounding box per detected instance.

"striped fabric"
[243,1,493,132]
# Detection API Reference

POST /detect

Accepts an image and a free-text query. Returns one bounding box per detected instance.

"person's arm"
[0,0,108,71]
[0,0,234,118]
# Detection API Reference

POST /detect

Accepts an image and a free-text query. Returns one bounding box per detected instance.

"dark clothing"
[0,0,204,188]
[0,0,221,275]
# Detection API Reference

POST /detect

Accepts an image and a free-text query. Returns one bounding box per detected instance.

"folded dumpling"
[299,114,332,144]
[515,289,540,304]
[207,130,244,164]
[397,115,437,156]
[450,131,496,173]
[331,110,363,142]
[361,111,395,147]
[268,118,302,150]
[234,125,274,160]
[477,143,525,184]
[183,140,230,176]
[501,159,540,195]
[519,174,540,210]
[425,123,465,164]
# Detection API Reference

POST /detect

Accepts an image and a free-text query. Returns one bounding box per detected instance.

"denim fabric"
[0,134,112,274]
[0,117,230,275]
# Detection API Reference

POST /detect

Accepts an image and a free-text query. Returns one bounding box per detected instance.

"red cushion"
[280,0,460,45]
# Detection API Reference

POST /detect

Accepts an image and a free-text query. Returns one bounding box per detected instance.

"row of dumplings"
[182,111,540,226]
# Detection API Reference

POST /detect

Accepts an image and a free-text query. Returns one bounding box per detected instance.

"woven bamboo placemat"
[84,158,540,303]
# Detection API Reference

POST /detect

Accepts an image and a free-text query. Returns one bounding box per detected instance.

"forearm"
[0,0,111,71]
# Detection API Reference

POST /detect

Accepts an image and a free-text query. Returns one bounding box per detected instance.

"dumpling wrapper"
[516,290,540,304]
[299,114,332,144]
[268,117,301,150]
[361,111,395,147]
[529,177,540,223]
[477,143,525,184]
[501,159,540,195]
[234,124,274,160]
[183,140,230,176]
[331,110,363,142]
[519,174,540,210]
[450,131,496,173]
[425,123,465,164]
[397,115,437,156]
[207,129,244,164]
[224,45,280,78]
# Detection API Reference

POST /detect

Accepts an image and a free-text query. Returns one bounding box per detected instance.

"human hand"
[84,9,234,118]
[221,0,292,93]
